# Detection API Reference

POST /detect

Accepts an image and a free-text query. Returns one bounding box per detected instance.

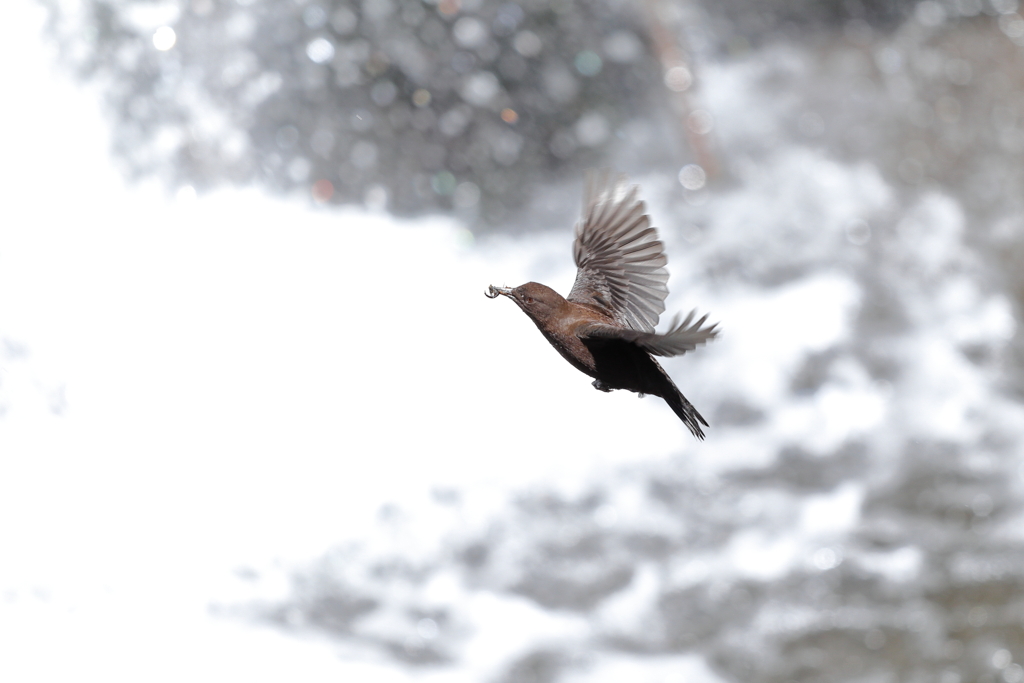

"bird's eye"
[525,296,534,304]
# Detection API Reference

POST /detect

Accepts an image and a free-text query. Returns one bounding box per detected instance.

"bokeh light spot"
[453,181,480,208]
[152,26,176,51]
[575,112,609,147]
[310,129,335,157]
[368,50,390,73]
[287,157,311,182]
[664,65,692,92]
[370,80,397,107]
[915,1,946,27]
[331,7,358,34]
[999,12,1024,39]
[602,30,642,63]
[302,5,328,29]
[875,47,903,74]
[311,179,334,203]
[678,163,706,190]
[276,125,300,149]
[412,88,432,108]
[439,107,471,137]
[460,71,500,106]
[416,618,439,640]
[513,30,542,57]
[350,140,378,169]
[493,4,523,36]
[453,17,488,48]
[500,108,518,124]
[993,0,1020,15]
[431,171,457,195]
[574,50,602,77]
[306,37,335,64]
[812,547,841,570]
[680,223,703,244]
[438,0,460,17]
[364,184,387,210]
[687,109,714,135]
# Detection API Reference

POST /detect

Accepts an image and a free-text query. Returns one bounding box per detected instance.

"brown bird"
[487,171,718,439]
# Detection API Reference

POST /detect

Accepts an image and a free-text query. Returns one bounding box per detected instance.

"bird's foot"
[592,379,613,392]
[638,392,646,398]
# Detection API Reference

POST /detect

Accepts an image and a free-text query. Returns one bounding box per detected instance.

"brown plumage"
[487,170,718,439]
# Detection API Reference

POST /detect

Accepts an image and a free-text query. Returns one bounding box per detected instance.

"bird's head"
[486,282,566,322]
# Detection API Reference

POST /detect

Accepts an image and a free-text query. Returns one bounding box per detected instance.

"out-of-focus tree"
[39,0,693,226]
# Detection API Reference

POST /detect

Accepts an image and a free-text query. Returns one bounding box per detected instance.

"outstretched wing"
[578,310,719,357]
[567,170,669,333]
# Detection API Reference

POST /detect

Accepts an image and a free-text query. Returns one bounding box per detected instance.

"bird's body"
[487,171,718,439]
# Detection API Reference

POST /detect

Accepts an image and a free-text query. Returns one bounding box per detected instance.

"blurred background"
[3,0,1024,680]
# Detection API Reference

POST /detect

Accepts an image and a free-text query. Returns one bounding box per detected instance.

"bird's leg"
[592,379,613,392]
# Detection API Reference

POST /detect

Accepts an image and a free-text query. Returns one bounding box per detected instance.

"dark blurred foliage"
[702,0,918,45]
[685,8,1024,392]
[39,0,695,227]
[36,0,1024,238]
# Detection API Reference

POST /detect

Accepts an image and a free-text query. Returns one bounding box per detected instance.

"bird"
[486,170,719,439]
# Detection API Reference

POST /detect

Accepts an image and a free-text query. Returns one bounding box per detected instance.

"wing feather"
[567,170,670,332]
[577,310,719,357]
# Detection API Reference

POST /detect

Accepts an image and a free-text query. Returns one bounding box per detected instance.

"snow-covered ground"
[4,2,1024,682]
[0,4,716,680]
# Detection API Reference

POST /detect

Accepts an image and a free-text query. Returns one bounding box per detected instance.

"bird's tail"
[662,383,709,441]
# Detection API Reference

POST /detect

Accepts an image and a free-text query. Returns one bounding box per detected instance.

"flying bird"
[487,171,718,439]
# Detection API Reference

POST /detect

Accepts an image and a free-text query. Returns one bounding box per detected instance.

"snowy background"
[3,0,1024,681]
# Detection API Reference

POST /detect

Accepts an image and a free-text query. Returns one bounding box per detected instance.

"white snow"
[5,2,1024,681]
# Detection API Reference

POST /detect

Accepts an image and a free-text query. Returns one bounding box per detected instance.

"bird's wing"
[577,310,719,357]
[566,170,669,333]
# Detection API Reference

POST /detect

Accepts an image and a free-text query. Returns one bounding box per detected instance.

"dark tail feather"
[662,386,709,440]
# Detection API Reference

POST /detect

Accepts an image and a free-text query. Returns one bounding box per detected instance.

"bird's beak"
[485,285,514,299]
